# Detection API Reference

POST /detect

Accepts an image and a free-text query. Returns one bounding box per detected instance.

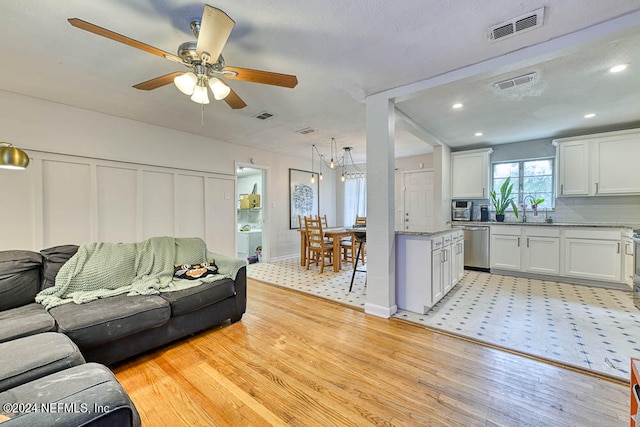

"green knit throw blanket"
[35,236,246,310]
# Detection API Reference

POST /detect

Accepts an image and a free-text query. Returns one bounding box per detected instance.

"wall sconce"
[0,142,30,170]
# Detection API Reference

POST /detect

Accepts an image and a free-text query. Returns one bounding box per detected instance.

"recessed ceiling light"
[475,132,483,137]
[584,113,596,119]
[609,64,627,73]
[452,103,463,109]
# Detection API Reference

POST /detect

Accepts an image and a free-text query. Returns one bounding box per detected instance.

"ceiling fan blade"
[133,72,184,90]
[196,5,235,63]
[223,67,298,88]
[224,88,247,109]
[68,18,183,63]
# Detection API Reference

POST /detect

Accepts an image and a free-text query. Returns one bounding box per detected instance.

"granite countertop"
[395,228,454,237]
[450,221,636,229]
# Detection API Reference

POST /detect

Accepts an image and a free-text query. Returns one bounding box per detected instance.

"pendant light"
[0,142,30,170]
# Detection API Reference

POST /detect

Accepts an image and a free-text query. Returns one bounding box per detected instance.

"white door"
[490,234,521,270]
[564,238,621,282]
[557,141,590,196]
[404,170,434,232]
[524,236,560,275]
[594,136,640,194]
[431,248,444,303]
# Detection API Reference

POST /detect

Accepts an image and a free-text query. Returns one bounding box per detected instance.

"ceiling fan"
[68,4,298,109]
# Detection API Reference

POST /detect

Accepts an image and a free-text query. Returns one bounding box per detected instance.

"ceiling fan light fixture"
[190,84,210,104]
[209,78,231,100]
[174,72,197,95]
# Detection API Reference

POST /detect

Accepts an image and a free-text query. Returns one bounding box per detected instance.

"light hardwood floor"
[113,279,628,426]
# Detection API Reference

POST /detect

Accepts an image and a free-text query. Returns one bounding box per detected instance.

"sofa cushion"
[0,362,141,426]
[160,278,236,317]
[0,332,85,393]
[0,250,42,311]
[50,294,170,348]
[0,303,56,344]
[40,244,79,290]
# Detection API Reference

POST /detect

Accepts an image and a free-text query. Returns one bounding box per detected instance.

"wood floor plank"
[112,279,628,426]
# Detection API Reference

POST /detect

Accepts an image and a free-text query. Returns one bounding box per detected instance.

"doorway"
[403,170,434,232]
[236,166,266,263]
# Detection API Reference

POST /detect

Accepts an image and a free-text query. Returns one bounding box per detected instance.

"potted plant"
[490,177,519,222]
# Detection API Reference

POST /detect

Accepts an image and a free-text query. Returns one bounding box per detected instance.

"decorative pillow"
[174,260,219,280]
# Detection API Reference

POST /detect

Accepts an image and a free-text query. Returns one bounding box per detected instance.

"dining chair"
[299,215,311,266]
[342,216,366,266]
[305,216,334,273]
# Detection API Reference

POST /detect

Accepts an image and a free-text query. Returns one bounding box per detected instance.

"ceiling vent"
[295,127,316,135]
[254,111,274,120]
[493,72,537,90]
[487,8,544,42]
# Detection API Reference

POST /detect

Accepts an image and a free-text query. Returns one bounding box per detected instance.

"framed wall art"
[289,168,319,229]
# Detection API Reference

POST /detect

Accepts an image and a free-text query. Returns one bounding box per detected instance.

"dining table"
[298,226,355,272]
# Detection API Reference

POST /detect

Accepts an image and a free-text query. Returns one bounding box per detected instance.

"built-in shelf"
[238,207,262,211]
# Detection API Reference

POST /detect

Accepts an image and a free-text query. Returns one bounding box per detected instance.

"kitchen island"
[396,229,464,314]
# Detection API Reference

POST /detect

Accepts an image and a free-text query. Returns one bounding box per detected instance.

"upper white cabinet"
[556,140,590,196]
[555,129,640,197]
[451,148,493,199]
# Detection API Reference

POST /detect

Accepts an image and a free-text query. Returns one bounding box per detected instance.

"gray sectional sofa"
[0,243,247,426]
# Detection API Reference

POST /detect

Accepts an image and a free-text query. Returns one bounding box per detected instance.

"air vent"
[493,72,537,90]
[254,111,274,120]
[295,127,316,135]
[487,8,544,42]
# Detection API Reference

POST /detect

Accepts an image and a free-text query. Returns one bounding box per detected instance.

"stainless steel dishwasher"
[461,225,490,270]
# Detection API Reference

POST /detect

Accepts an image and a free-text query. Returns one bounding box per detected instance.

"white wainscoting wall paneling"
[0,150,236,256]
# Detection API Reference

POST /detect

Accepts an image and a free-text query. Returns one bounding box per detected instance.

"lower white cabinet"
[491,227,521,271]
[490,225,627,286]
[491,226,560,275]
[396,230,460,314]
[451,231,465,285]
[563,229,622,282]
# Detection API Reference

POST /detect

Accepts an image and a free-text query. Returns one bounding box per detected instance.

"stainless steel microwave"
[452,201,473,221]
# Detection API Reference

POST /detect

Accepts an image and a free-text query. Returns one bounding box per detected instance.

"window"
[344,175,367,225]
[492,158,554,210]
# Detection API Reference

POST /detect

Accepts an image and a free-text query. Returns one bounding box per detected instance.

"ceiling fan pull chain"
[201,103,205,127]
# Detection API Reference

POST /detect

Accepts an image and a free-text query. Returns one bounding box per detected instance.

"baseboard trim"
[490,269,630,291]
[365,303,398,318]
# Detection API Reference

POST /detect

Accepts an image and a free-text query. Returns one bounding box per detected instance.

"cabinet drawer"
[491,226,521,236]
[524,227,560,238]
[564,228,621,240]
[431,236,443,250]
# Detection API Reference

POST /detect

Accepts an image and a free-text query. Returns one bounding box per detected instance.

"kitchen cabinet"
[523,228,560,275]
[451,148,492,199]
[563,229,622,282]
[451,230,465,285]
[555,129,640,197]
[556,140,590,196]
[396,231,459,314]
[491,226,522,271]
[491,226,560,275]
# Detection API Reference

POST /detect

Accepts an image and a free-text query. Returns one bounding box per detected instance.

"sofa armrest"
[207,252,247,280]
[232,266,247,322]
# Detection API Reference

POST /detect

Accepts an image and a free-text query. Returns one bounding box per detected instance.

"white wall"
[0,90,329,259]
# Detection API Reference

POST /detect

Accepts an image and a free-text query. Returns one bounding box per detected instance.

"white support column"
[364,94,397,318]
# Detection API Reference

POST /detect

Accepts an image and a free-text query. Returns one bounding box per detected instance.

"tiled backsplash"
[552,196,640,225]
[499,195,640,225]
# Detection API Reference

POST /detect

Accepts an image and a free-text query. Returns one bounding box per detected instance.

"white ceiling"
[1,1,640,164]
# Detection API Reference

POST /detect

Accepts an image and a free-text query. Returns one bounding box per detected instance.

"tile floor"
[247,258,640,381]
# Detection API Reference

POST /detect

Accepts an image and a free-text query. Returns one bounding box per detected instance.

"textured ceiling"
[1,1,640,163]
